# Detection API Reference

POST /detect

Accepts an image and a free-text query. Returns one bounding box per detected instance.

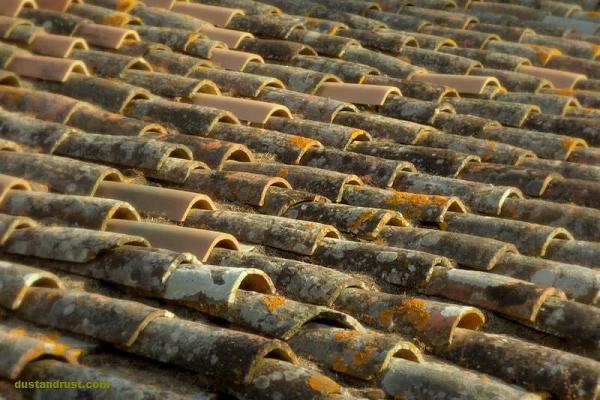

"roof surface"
[0,0,599,399]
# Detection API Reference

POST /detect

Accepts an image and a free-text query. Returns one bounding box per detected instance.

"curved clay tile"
[0,151,124,196]
[299,147,412,188]
[208,248,367,307]
[225,161,362,203]
[265,117,372,150]
[440,46,531,71]
[422,266,563,322]
[411,74,501,95]
[9,89,72,124]
[443,212,573,257]
[379,226,517,272]
[0,330,78,380]
[120,70,220,99]
[0,214,36,247]
[95,181,215,222]
[237,38,317,61]
[68,3,142,27]
[243,62,341,94]
[145,158,209,185]
[209,123,321,165]
[286,202,409,239]
[71,49,152,78]
[4,226,149,263]
[342,185,467,224]
[494,254,599,305]
[172,3,244,27]
[67,104,167,137]
[333,288,485,347]
[0,261,61,311]
[313,238,451,290]
[29,34,88,58]
[0,173,30,204]
[196,290,361,340]
[210,48,264,71]
[163,265,275,306]
[141,48,212,76]
[0,70,20,87]
[458,162,558,197]
[257,186,330,216]
[517,65,587,89]
[228,14,306,41]
[468,67,554,93]
[124,97,239,135]
[0,108,77,154]
[443,98,539,128]
[545,238,600,270]
[73,23,140,49]
[199,26,253,48]
[35,0,79,12]
[0,16,32,37]
[335,111,431,145]
[54,132,192,171]
[315,82,401,106]
[6,55,88,82]
[0,42,29,69]
[188,67,284,98]
[32,74,151,115]
[106,220,240,262]
[392,171,521,216]
[185,210,340,256]
[493,92,580,116]
[184,170,290,207]
[192,94,292,124]
[0,138,21,152]
[258,87,358,123]
[164,134,254,169]
[0,0,36,18]
[15,286,169,347]
[364,74,458,101]
[3,23,40,45]
[0,190,141,231]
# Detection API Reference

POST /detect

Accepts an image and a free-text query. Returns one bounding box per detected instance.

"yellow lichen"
[308,374,341,394]
[261,295,286,312]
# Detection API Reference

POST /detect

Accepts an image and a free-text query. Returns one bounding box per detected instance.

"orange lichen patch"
[103,14,130,27]
[401,299,430,329]
[116,0,137,12]
[528,45,562,64]
[386,192,447,207]
[352,349,374,366]
[289,135,316,149]
[587,11,600,16]
[557,88,574,96]
[561,137,579,151]
[308,374,341,394]
[331,356,349,372]
[379,299,430,330]
[334,330,360,340]
[349,211,375,233]
[8,328,27,337]
[481,140,496,162]
[277,166,289,178]
[261,295,286,312]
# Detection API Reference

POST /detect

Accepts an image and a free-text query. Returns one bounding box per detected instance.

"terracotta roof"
[0,0,600,399]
